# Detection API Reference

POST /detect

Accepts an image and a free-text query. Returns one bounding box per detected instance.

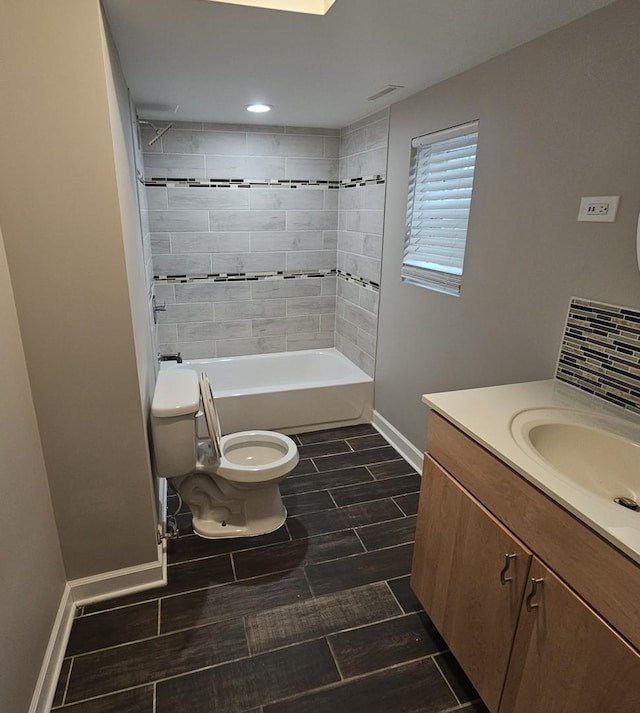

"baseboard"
[372,410,424,474]
[29,584,75,713]
[70,542,167,606]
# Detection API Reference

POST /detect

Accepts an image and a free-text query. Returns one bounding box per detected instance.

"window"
[403,120,479,296]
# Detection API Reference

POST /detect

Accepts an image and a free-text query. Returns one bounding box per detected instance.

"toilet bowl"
[151,369,298,539]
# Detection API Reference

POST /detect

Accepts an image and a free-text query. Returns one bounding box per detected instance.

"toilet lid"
[199,372,222,459]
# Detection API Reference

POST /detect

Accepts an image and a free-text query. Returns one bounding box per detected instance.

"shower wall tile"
[141,118,389,361]
[323,230,338,250]
[285,126,340,137]
[363,233,383,260]
[153,254,212,275]
[216,336,286,358]
[171,232,252,254]
[247,133,326,158]
[162,130,248,156]
[167,187,250,210]
[151,233,171,255]
[143,153,206,178]
[343,149,388,181]
[252,316,320,336]
[205,156,286,180]
[250,231,324,252]
[202,122,284,133]
[251,278,322,300]
[146,186,168,210]
[209,210,286,233]
[149,210,209,233]
[285,158,339,180]
[175,282,252,303]
[249,190,324,211]
[178,320,251,342]
[341,108,390,135]
[286,250,337,271]
[208,252,287,273]
[215,300,287,321]
[321,277,337,295]
[157,323,178,344]
[287,211,339,231]
[342,253,382,285]
[323,191,339,211]
[366,118,391,150]
[156,303,214,324]
[324,136,341,158]
[154,283,176,305]
[287,334,335,350]
[321,314,336,332]
[286,296,337,316]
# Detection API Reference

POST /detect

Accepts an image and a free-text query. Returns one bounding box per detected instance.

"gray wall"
[0,224,66,713]
[376,0,640,449]
[0,0,159,580]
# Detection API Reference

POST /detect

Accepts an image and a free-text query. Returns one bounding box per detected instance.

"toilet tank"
[151,369,200,478]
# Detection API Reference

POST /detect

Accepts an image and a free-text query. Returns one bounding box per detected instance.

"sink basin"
[510,408,640,505]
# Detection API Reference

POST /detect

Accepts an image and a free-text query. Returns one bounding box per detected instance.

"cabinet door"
[500,557,640,713]
[411,456,532,712]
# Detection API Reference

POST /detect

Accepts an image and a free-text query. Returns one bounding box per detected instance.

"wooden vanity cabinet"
[502,557,640,713]
[411,413,640,713]
[412,457,532,712]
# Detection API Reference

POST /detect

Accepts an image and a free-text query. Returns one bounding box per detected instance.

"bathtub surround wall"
[557,298,640,415]
[144,114,389,372]
[336,109,389,376]
[143,123,340,359]
[376,0,640,450]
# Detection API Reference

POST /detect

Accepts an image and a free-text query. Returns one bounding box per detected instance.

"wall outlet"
[577,195,620,222]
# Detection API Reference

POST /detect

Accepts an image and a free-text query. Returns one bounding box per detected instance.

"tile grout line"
[61,657,73,707]
[432,652,463,707]
[324,636,345,681]
[352,527,369,553]
[157,599,162,637]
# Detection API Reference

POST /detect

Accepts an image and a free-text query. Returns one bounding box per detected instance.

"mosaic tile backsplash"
[556,297,640,415]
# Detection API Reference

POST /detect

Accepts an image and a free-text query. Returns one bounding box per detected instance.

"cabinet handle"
[526,577,544,611]
[500,553,517,585]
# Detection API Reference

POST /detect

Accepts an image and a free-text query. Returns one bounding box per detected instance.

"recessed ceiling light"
[208,1,336,16]
[246,103,273,113]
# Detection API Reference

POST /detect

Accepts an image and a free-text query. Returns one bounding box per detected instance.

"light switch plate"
[577,195,620,222]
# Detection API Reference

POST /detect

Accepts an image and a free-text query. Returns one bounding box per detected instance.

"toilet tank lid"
[152,369,200,417]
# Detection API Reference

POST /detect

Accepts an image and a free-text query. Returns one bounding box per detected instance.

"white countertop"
[422,379,640,565]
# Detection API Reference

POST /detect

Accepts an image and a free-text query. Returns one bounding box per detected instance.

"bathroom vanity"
[411,380,640,713]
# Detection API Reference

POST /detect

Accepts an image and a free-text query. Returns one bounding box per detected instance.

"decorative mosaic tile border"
[153,268,337,284]
[337,271,379,291]
[556,297,640,414]
[152,268,379,291]
[140,175,384,189]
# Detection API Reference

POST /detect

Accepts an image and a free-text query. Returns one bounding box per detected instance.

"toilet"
[151,369,299,539]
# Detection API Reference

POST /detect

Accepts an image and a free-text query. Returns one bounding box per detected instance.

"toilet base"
[192,506,287,539]
[186,481,288,539]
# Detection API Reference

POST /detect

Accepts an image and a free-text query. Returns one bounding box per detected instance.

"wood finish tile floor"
[51,424,488,713]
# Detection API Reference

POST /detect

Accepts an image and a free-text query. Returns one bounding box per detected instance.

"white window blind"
[403,120,479,295]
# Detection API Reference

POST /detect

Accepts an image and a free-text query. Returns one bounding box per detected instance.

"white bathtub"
[160,348,373,434]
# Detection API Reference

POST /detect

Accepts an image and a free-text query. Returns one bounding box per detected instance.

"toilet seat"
[198,372,299,483]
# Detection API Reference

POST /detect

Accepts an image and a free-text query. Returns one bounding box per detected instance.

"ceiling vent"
[367,85,404,102]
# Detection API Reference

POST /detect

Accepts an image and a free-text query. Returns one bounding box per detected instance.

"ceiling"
[102,0,616,129]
